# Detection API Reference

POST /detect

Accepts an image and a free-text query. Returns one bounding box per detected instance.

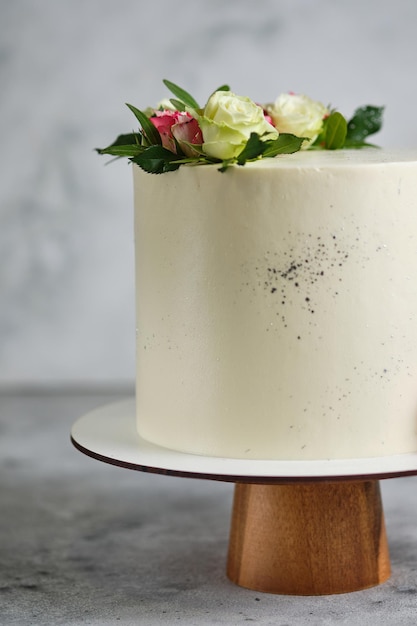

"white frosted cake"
[133,149,417,460]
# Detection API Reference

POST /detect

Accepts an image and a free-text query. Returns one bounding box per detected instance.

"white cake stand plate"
[71,399,417,595]
[71,398,417,482]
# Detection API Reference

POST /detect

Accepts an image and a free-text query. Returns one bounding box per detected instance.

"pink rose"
[172,117,203,157]
[150,110,202,155]
[258,104,274,127]
[150,110,185,152]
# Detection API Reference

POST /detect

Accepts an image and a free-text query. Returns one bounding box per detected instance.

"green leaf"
[218,160,234,173]
[325,111,347,149]
[214,84,230,92]
[162,79,200,109]
[126,103,162,146]
[346,106,384,142]
[262,133,306,157]
[343,138,379,149]
[208,84,231,99]
[131,145,181,174]
[103,132,141,147]
[96,144,144,158]
[237,132,306,166]
[96,133,143,156]
[237,133,266,164]
[169,98,187,111]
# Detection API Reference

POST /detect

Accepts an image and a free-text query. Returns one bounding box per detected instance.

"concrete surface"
[1,390,417,625]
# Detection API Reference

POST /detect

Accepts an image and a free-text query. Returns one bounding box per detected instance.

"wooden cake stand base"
[71,400,417,596]
[227,481,390,595]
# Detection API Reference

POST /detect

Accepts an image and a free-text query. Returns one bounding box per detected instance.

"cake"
[96,79,417,460]
[133,149,417,460]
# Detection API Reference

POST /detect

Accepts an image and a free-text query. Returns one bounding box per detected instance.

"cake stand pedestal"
[71,399,417,596]
[227,481,389,594]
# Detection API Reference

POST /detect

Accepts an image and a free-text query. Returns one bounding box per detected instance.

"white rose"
[267,93,329,148]
[198,91,278,161]
[156,98,177,111]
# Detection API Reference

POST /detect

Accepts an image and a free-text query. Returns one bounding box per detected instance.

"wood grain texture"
[227,481,390,595]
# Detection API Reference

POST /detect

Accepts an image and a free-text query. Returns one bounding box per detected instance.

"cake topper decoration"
[97,79,384,174]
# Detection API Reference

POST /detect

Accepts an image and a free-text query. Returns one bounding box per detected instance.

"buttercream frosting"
[133,149,417,460]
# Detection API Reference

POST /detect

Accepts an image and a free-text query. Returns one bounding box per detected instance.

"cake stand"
[71,399,417,595]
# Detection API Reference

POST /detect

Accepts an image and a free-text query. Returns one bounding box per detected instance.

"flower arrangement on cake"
[97,79,383,173]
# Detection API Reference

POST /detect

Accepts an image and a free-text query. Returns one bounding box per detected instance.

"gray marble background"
[2,0,417,385]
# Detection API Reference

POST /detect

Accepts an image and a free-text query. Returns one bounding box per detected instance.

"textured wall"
[1,0,417,384]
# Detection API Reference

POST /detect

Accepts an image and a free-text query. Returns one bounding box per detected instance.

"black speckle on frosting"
[252,231,351,336]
